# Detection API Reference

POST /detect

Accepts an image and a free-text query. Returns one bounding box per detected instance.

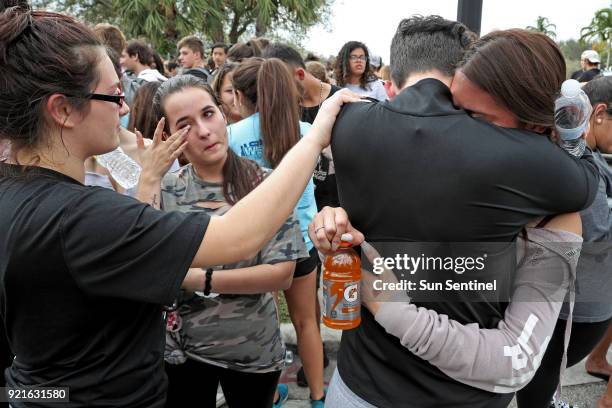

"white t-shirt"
[344,79,388,101]
[138,69,167,83]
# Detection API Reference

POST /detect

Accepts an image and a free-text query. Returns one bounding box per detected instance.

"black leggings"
[516,317,612,408]
[165,359,281,408]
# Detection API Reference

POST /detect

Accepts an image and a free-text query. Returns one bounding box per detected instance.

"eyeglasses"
[349,55,367,62]
[88,93,126,107]
[66,92,126,107]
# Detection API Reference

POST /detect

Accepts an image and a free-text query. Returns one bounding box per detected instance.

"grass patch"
[277,291,291,323]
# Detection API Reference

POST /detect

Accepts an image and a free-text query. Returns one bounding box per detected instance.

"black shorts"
[294,247,318,278]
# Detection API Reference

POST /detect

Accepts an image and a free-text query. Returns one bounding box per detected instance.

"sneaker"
[297,349,330,387]
[550,399,578,408]
[310,388,326,408]
[273,384,289,408]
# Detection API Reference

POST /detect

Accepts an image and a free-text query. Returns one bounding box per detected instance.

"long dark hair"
[153,75,262,205]
[231,58,301,168]
[211,62,238,120]
[459,29,566,129]
[334,41,376,89]
[127,81,162,139]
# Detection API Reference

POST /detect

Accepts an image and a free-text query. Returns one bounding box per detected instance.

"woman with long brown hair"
[0,3,359,406]
[137,75,308,408]
[211,62,243,124]
[334,41,387,101]
[228,57,326,407]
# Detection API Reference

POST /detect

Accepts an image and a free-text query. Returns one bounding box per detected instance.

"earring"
[596,119,602,124]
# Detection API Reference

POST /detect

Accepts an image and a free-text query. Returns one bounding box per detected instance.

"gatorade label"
[323,279,360,321]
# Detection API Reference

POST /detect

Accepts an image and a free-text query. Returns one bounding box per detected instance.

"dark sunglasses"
[66,92,126,107]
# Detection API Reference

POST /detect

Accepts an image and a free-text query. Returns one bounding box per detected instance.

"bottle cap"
[340,233,353,243]
[560,79,581,98]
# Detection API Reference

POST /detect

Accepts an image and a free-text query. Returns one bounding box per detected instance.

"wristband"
[203,268,214,296]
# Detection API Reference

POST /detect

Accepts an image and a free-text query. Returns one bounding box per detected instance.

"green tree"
[526,16,557,39]
[580,7,611,68]
[32,0,118,25]
[32,0,332,55]
[114,0,225,54]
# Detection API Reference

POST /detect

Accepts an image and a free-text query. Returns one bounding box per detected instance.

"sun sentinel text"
[372,279,497,292]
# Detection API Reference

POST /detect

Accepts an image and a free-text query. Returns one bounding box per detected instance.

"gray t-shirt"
[559,150,612,322]
[161,164,308,373]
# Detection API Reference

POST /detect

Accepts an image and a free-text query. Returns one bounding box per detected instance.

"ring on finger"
[315,226,325,233]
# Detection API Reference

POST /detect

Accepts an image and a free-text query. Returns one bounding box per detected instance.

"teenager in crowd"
[262,43,343,388]
[211,62,242,125]
[177,35,211,82]
[136,75,308,408]
[227,58,326,407]
[0,5,359,406]
[121,39,166,82]
[334,41,387,101]
[516,75,612,408]
[210,42,229,75]
[126,81,162,140]
[263,43,342,209]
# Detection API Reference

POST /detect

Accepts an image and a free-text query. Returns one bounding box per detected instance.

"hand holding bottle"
[308,206,365,254]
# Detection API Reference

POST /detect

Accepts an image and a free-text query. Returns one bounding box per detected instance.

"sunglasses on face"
[65,90,126,107]
[87,93,126,107]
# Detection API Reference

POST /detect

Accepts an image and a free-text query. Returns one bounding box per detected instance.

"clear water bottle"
[284,349,294,365]
[554,79,592,157]
[95,147,141,189]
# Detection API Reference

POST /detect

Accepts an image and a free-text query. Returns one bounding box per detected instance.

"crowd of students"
[0,1,611,408]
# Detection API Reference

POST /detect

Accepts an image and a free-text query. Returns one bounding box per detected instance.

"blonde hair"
[379,65,391,81]
[305,61,329,83]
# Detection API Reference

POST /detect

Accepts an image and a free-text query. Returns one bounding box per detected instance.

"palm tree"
[580,7,612,69]
[526,16,557,39]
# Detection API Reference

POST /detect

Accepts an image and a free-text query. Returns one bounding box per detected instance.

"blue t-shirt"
[228,112,316,250]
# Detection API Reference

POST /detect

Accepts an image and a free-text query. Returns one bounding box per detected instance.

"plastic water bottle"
[95,147,141,189]
[284,349,294,365]
[554,79,592,157]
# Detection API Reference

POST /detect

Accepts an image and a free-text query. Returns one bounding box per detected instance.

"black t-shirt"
[576,68,602,83]
[300,84,342,124]
[331,79,599,407]
[0,165,209,407]
[301,84,342,209]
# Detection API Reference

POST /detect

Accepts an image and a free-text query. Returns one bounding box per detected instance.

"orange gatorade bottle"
[322,233,361,330]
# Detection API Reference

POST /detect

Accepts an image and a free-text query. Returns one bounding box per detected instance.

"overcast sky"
[303,0,611,61]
